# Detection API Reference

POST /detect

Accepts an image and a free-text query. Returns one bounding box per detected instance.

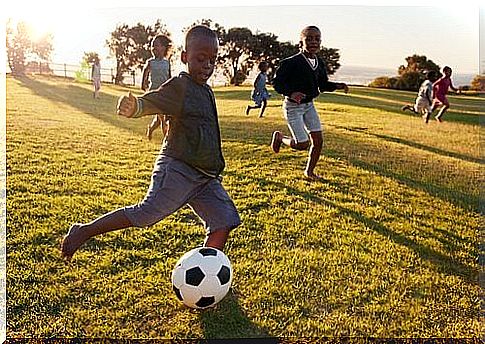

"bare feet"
[61,224,85,261]
[435,116,442,123]
[245,106,250,116]
[271,131,283,153]
[304,171,324,181]
[146,125,153,140]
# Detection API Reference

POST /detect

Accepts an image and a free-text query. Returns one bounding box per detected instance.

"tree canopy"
[371,54,441,91]
[106,20,170,84]
[6,20,53,75]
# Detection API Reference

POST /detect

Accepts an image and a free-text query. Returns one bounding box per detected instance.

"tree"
[6,19,53,75]
[106,20,170,85]
[218,27,256,85]
[318,47,341,76]
[371,54,441,90]
[470,75,485,91]
[395,54,441,91]
[398,54,440,76]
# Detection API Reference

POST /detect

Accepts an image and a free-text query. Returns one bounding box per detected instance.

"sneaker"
[270,131,283,153]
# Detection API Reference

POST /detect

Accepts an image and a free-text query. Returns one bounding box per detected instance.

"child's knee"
[292,141,310,150]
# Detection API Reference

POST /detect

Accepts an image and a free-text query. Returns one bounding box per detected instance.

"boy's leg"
[435,104,449,122]
[272,100,310,153]
[259,99,267,118]
[304,131,323,180]
[147,115,161,140]
[204,229,230,251]
[401,104,414,113]
[160,115,169,137]
[246,104,261,115]
[302,103,324,180]
[61,208,132,260]
[188,178,241,252]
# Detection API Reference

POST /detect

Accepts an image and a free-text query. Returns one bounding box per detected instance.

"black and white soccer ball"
[171,247,232,309]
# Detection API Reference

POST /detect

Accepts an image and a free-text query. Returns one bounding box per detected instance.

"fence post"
[132,70,135,86]
[64,64,67,78]
[111,69,114,84]
[39,62,42,75]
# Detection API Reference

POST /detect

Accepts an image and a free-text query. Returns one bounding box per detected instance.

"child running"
[270,26,348,180]
[142,34,172,140]
[401,70,438,123]
[245,61,271,118]
[432,66,460,123]
[61,25,241,260]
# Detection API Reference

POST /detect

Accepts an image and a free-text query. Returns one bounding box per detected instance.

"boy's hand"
[338,83,349,93]
[290,92,306,104]
[117,92,137,117]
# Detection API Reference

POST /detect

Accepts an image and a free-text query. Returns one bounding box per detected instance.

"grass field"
[5,74,483,338]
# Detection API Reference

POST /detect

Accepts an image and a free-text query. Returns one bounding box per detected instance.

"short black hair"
[258,61,268,70]
[185,25,218,49]
[300,25,321,38]
[426,71,437,80]
[152,34,172,47]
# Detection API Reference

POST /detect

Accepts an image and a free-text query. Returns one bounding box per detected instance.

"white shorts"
[414,97,431,114]
[282,99,322,143]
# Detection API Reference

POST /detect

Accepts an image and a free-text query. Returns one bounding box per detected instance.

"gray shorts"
[283,98,322,143]
[124,155,241,234]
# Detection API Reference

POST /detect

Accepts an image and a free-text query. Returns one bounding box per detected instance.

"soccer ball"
[171,247,232,309]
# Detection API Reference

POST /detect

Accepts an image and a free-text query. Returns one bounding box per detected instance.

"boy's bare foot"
[271,131,283,153]
[61,224,85,261]
[435,116,442,123]
[245,106,250,116]
[304,172,324,181]
[146,125,153,140]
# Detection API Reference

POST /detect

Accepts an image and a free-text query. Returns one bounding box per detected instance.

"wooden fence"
[26,61,137,86]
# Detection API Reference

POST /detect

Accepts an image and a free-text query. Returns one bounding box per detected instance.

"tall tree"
[106,20,170,84]
[396,54,441,91]
[398,54,440,75]
[6,20,53,75]
[217,27,255,85]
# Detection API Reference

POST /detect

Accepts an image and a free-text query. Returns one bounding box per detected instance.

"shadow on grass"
[17,76,479,211]
[215,88,481,125]
[333,125,482,165]
[226,170,479,286]
[200,290,276,339]
[15,76,150,137]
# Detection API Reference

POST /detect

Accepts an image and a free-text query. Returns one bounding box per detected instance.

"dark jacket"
[273,53,338,103]
[134,72,224,177]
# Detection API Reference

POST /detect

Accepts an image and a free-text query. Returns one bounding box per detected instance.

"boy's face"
[444,69,452,77]
[301,28,321,56]
[182,36,218,85]
[152,40,167,58]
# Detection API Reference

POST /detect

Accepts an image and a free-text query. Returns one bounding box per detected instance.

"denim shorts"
[282,98,322,143]
[124,155,241,234]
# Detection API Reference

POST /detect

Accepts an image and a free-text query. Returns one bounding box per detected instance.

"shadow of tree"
[332,125,482,164]
[17,76,479,211]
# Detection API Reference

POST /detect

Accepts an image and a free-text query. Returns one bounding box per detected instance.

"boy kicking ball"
[61,26,240,261]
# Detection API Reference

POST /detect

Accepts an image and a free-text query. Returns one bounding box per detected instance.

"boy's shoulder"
[280,52,303,64]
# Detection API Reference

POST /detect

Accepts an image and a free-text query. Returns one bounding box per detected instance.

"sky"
[3,0,484,76]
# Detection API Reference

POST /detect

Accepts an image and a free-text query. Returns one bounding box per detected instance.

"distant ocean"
[331,65,476,87]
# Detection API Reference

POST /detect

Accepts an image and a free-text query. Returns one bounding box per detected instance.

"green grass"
[6,75,482,338]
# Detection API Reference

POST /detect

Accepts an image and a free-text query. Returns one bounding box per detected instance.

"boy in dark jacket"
[271,26,348,180]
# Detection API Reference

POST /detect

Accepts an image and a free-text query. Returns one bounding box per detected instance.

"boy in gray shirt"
[61,26,240,260]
